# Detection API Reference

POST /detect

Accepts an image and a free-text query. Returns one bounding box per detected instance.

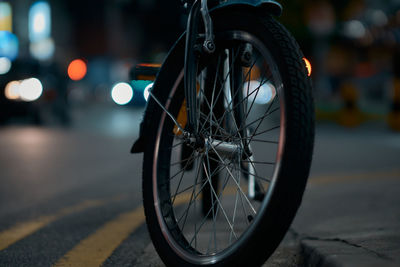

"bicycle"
[131,0,314,266]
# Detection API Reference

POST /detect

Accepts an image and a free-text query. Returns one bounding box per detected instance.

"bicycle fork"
[184,0,215,145]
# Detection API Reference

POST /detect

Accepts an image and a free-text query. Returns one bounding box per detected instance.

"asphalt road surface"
[0,106,399,266]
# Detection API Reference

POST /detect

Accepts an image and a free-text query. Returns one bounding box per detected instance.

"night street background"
[1,0,400,266]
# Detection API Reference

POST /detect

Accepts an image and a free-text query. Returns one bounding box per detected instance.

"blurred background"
[0,0,399,131]
[0,0,185,131]
[0,1,399,265]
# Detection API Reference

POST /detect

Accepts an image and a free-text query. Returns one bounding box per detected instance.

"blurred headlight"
[19,78,43,101]
[4,81,20,100]
[111,82,133,105]
[4,78,43,102]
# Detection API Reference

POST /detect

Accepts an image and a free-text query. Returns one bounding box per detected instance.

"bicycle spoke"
[230,153,242,244]
[249,125,280,139]
[202,159,238,240]
[188,161,235,249]
[171,139,187,148]
[229,163,271,183]
[169,151,200,182]
[217,73,272,128]
[179,153,204,231]
[232,108,280,137]
[240,138,278,144]
[209,142,257,215]
[176,159,226,225]
[241,160,275,165]
[170,154,195,167]
[171,149,197,205]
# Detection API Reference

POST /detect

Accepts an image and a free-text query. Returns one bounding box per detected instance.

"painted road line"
[309,169,400,186]
[54,206,145,267]
[50,169,399,266]
[53,189,223,267]
[0,196,125,251]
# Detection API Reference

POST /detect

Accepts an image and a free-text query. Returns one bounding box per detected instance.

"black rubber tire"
[142,9,314,267]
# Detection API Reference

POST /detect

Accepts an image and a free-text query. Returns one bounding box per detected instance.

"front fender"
[131,0,282,153]
[211,0,282,17]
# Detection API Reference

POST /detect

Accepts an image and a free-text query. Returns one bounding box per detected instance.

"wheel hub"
[205,137,242,159]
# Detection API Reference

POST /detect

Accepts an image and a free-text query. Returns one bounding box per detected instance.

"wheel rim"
[152,31,285,264]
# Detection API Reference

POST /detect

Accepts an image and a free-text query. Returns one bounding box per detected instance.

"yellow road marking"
[53,187,243,267]
[53,206,145,267]
[2,169,397,264]
[48,169,398,266]
[309,169,400,186]
[0,196,125,251]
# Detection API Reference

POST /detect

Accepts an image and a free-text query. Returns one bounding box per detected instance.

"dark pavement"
[292,124,400,266]
[0,105,399,266]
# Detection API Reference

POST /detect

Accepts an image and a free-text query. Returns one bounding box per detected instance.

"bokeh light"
[19,78,43,101]
[0,31,19,61]
[303,57,312,77]
[111,82,133,105]
[0,56,11,74]
[68,59,87,81]
[343,20,366,39]
[4,80,20,100]
[244,81,276,105]
[29,37,54,61]
[29,1,51,43]
[0,2,12,32]
[143,82,153,102]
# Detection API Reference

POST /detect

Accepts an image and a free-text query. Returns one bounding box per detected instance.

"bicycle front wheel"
[142,10,314,267]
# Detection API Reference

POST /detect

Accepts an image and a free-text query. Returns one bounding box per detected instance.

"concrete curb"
[300,239,397,267]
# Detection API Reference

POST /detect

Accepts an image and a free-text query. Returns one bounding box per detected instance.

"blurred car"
[0,59,70,125]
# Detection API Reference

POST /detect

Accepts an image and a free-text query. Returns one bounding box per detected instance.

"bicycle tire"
[142,9,314,267]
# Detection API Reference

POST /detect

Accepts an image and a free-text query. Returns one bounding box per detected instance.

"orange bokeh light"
[137,63,162,68]
[303,57,312,77]
[68,59,87,81]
